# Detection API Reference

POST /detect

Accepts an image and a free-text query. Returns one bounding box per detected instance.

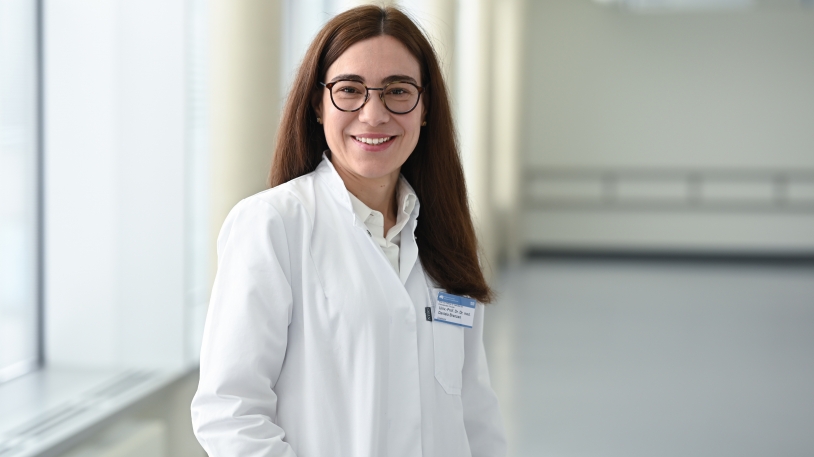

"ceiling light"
[594,0,756,12]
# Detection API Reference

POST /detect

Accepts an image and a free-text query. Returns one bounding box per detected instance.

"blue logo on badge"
[437,292,476,308]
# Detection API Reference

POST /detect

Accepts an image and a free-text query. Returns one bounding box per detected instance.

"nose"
[358,90,390,126]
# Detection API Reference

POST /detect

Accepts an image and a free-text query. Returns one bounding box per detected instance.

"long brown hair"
[270,5,493,303]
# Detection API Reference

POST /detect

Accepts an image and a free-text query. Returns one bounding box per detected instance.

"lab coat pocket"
[432,314,465,395]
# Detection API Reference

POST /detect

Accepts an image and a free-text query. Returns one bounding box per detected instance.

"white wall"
[521,0,814,253]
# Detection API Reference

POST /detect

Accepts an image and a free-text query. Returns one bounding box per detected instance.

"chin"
[348,154,402,176]
[353,164,398,180]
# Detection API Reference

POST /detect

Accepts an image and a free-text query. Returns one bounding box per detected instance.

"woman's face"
[316,35,424,184]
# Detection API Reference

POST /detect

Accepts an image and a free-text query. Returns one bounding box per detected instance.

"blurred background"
[1,0,813,456]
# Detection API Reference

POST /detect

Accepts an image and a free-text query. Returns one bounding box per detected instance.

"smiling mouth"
[353,136,395,145]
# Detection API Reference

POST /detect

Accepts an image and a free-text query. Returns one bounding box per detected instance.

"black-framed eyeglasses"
[320,80,425,114]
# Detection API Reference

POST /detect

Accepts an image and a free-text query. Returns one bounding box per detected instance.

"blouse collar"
[315,152,420,226]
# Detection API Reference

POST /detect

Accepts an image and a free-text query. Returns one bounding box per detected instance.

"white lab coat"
[191,156,506,457]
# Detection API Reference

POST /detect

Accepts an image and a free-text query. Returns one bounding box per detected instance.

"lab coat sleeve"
[461,304,508,457]
[191,197,297,457]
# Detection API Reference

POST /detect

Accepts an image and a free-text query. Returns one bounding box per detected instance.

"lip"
[351,134,397,152]
[352,133,395,139]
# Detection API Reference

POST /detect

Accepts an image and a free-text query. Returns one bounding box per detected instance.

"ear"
[311,87,324,120]
[313,98,323,120]
[420,88,429,122]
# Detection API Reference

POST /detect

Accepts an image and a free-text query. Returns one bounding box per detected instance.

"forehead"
[325,35,422,85]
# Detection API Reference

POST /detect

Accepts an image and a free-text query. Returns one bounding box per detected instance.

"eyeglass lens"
[330,80,420,114]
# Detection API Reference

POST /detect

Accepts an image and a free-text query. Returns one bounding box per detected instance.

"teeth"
[355,136,392,145]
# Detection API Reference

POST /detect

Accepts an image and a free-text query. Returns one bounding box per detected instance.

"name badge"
[433,291,476,328]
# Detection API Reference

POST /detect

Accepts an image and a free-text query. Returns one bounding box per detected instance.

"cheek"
[407,115,423,138]
[320,93,338,126]
[323,93,332,113]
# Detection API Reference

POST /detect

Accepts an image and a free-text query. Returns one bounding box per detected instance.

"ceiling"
[591,0,814,13]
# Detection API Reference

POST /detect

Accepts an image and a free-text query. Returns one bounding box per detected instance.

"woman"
[191,6,506,457]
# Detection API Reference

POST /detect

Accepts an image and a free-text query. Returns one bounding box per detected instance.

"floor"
[483,259,814,457]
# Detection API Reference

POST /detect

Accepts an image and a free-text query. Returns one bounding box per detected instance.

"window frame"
[0,0,44,385]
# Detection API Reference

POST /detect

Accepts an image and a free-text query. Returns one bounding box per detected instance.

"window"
[0,0,40,383]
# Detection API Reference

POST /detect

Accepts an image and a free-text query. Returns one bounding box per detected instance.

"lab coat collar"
[315,152,355,219]
[315,152,421,284]
[394,175,420,284]
[315,152,421,226]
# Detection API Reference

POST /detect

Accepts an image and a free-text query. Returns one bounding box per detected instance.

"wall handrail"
[524,167,814,213]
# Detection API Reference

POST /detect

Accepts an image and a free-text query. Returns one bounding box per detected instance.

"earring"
[421,121,427,126]
[317,117,322,124]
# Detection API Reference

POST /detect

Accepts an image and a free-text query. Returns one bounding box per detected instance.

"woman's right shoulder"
[217,174,317,260]
[227,172,318,230]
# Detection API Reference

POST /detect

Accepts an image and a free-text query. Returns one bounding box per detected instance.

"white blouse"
[191,155,507,457]
[347,177,417,274]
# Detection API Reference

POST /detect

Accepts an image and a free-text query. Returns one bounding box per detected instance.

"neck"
[332,160,400,226]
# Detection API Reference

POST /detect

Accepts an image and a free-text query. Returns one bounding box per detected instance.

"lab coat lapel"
[319,152,420,286]
[399,204,419,285]
[313,164,424,457]
[315,153,356,220]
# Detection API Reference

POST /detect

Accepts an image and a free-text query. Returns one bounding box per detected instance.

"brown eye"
[337,86,362,94]
[331,81,366,101]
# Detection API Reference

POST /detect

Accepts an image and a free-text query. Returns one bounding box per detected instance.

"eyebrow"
[329,73,420,86]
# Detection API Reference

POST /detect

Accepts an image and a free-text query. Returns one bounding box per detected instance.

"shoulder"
[237,172,318,226]
[218,172,319,251]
